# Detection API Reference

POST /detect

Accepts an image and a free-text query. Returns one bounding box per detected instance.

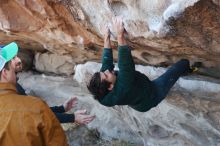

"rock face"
[35,52,75,75]
[0,0,220,76]
[17,63,220,146]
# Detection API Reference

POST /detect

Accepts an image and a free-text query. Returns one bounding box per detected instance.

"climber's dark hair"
[87,72,111,100]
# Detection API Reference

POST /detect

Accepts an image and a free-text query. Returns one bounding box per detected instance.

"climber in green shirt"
[87,17,195,112]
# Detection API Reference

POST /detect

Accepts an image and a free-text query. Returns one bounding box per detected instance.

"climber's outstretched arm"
[101,25,114,72]
[113,17,135,85]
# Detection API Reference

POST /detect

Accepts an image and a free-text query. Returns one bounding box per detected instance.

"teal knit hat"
[0,42,18,71]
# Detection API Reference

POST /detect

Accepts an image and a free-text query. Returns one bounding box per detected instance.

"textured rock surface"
[35,52,75,75]
[0,0,220,76]
[17,63,220,146]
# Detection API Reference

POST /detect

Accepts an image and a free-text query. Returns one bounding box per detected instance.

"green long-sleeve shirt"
[98,45,155,112]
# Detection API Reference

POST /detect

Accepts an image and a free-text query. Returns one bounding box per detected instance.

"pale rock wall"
[35,52,75,75]
[77,0,199,37]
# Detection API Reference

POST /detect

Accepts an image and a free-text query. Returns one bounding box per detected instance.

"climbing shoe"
[189,62,202,73]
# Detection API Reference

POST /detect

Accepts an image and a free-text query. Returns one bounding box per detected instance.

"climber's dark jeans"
[151,59,190,107]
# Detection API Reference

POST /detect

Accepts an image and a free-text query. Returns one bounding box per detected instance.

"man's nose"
[104,70,109,74]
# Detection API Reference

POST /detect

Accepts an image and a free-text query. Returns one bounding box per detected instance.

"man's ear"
[108,83,114,91]
[1,68,7,80]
